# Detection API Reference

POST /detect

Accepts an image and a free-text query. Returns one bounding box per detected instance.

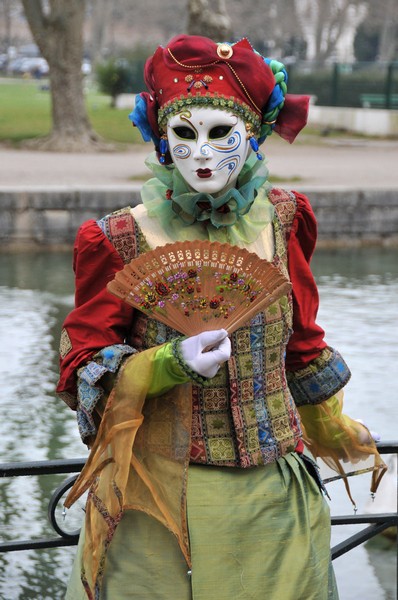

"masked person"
[58,34,384,600]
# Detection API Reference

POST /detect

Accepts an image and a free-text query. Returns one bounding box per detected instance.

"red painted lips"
[196,169,212,179]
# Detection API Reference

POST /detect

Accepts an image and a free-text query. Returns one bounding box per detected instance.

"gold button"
[217,44,233,59]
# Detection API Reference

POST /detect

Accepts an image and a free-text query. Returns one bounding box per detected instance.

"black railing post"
[384,62,396,109]
[331,63,340,106]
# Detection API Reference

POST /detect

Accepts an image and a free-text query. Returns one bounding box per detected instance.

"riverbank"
[1,186,398,250]
[1,136,398,249]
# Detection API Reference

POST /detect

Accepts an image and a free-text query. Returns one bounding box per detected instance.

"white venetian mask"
[166,107,251,195]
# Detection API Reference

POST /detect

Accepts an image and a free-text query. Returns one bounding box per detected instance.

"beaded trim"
[167,45,261,114]
[223,61,261,114]
[170,337,208,386]
[167,47,219,70]
[158,92,261,134]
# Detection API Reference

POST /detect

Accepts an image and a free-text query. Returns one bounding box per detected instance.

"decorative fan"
[107,240,292,336]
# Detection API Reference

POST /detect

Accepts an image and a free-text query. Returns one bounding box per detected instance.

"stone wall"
[308,105,398,137]
[303,188,398,247]
[1,186,398,249]
[0,187,141,250]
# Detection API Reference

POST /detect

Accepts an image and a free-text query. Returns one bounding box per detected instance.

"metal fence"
[0,443,397,582]
[287,61,398,109]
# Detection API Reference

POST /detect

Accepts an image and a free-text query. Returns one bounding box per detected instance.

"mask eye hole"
[172,126,196,140]
[209,125,232,140]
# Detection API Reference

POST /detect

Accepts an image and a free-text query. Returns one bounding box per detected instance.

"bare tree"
[21,0,103,151]
[187,0,232,41]
[295,0,368,63]
[377,0,398,61]
[1,0,11,54]
[1,0,21,57]
[88,0,112,64]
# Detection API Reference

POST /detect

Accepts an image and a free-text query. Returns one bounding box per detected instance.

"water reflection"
[0,253,84,599]
[0,249,397,599]
[312,248,398,441]
[312,248,398,600]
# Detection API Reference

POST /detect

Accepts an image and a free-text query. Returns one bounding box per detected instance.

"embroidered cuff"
[170,337,209,386]
[147,341,191,398]
[286,346,351,406]
[76,344,136,442]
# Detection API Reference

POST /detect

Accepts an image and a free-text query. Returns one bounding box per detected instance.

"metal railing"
[0,457,85,551]
[1,443,397,576]
[330,442,397,559]
[287,61,398,109]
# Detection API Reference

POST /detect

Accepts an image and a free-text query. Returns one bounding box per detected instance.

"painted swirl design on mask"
[202,131,242,155]
[172,144,191,159]
[216,156,240,181]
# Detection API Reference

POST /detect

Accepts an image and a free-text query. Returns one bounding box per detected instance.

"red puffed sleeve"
[56,220,134,405]
[285,192,327,371]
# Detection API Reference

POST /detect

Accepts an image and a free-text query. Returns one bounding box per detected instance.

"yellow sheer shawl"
[64,347,192,595]
[298,390,386,506]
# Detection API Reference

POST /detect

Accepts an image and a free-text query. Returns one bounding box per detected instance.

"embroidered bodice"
[57,187,351,456]
[103,189,302,466]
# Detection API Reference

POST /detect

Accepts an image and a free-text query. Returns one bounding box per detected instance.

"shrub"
[96,59,134,107]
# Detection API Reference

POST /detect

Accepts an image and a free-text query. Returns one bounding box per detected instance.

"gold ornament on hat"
[185,73,213,90]
[217,44,233,59]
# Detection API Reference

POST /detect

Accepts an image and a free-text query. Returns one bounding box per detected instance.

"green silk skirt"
[65,452,338,600]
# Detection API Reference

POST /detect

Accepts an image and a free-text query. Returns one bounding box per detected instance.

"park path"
[1,136,398,189]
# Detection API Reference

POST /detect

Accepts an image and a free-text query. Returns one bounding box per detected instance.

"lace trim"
[76,344,136,442]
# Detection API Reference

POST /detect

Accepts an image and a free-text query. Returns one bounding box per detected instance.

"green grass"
[0,80,52,143]
[0,78,144,146]
[1,78,387,147]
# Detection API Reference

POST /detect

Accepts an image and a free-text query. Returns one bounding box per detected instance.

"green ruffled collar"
[140,152,275,245]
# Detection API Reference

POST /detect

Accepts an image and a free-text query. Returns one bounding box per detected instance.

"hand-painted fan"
[107,240,291,336]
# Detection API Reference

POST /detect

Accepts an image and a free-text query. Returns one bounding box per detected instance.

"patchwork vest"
[98,188,302,467]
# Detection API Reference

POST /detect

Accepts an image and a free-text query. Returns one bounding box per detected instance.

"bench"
[360,93,398,108]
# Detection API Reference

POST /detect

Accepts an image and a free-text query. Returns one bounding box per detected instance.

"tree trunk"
[21,0,105,151]
[187,0,232,41]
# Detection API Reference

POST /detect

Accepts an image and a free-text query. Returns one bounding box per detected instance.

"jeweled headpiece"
[130,34,310,160]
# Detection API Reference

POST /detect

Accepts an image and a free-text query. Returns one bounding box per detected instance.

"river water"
[0,248,397,600]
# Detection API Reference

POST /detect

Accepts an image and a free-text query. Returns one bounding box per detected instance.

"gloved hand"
[355,419,381,443]
[180,329,231,378]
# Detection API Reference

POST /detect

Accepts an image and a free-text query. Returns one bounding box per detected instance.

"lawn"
[0,78,143,146]
[0,77,379,148]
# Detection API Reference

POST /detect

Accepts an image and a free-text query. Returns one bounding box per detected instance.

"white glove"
[355,419,381,443]
[180,329,231,378]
